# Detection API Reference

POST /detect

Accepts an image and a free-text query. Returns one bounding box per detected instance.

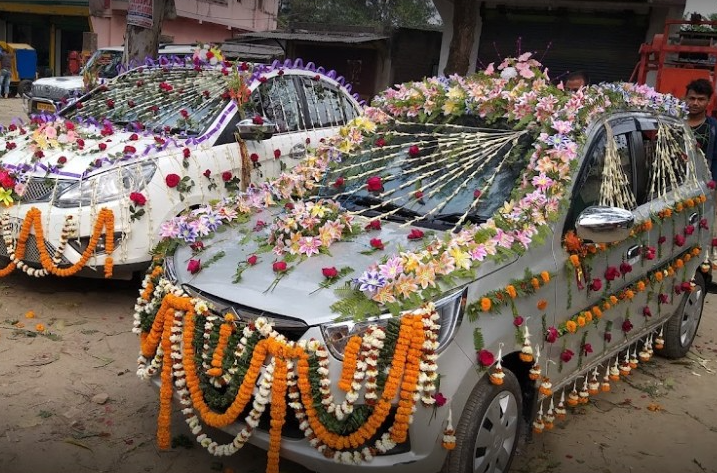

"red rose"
[619,261,632,275]
[129,192,146,206]
[414,190,424,199]
[34,150,44,159]
[477,349,495,367]
[222,171,232,182]
[98,143,107,151]
[240,62,250,71]
[545,326,559,343]
[322,267,339,279]
[408,145,420,157]
[129,133,139,141]
[150,105,159,114]
[605,266,620,281]
[658,293,670,304]
[106,99,115,108]
[57,156,67,165]
[590,278,602,291]
[407,228,424,240]
[187,259,201,274]
[305,137,311,144]
[681,281,692,292]
[708,180,716,190]
[190,241,204,252]
[474,189,482,199]
[366,176,383,192]
[513,316,524,327]
[433,393,447,407]
[272,261,287,273]
[560,349,574,363]
[183,148,191,158]
[203,169,211,178]
[684,225,695,236]
[604,331,612,343]
[643,306,652,317]
[76,139,85,149]
[284,202,294,210]
[375,137,386,147]
[252,115,264,125]
[658,236,667,244]
[621,319,633,333]
[180,109,189,119]
[5,141,16,150]
[123,145,136,154]
[274,149,281,159]
[700,218,709,230]
[365,220,382,231]
[370,238,384,250]
[644,246,656,260]
[250,153,259,162]
[64,120,75,130]
[582,343,593,356]
[247,255,258,265]
[674,234,685,247]
[165,174,181,188]
[332,176,345,188]
[128,100,136,108]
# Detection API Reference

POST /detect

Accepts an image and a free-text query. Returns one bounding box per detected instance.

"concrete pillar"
[434,0,483,76]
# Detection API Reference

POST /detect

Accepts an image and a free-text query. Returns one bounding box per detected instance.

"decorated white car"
[133,54,713,473]
[0,55,362,279]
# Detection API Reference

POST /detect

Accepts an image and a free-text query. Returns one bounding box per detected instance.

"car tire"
[660,271,706,359]
[441,368,522,473]
[17,80,32,97]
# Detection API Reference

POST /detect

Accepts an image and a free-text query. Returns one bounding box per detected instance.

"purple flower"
[356,270,387,293]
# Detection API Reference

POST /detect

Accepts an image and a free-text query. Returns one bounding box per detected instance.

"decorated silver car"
[133,54,713,473]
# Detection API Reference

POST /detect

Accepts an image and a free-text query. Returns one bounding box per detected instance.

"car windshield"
[62,67,230,136]
[319,122,533,227]
[83,50,123,79]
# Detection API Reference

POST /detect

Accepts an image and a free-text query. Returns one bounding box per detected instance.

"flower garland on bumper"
[134,275,444,472]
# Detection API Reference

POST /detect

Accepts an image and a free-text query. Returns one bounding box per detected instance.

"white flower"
[500,67,518,80]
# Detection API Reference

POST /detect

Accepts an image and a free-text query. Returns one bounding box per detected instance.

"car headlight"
[321,287,467,360]
[54,161,157,208]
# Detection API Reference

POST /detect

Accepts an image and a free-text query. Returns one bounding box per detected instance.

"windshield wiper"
[343,195,424,221]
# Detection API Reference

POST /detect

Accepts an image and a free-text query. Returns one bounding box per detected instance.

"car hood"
[0,127,179,178]
[32,76,84,92]
[172,211,502,326]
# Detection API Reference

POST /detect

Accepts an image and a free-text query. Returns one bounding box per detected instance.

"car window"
[299,77,357,128]
[249,76,304,134]
[640,119,688,201]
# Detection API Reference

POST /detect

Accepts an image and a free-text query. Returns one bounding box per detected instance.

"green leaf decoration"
[473,327,484,353]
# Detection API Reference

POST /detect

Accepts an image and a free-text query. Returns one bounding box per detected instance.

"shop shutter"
[477,7,649,84]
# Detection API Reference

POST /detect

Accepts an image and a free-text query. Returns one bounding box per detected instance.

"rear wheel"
[660,272,706,359]
[442,368,522,473]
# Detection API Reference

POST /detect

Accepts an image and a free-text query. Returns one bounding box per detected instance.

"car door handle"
[289,143,306,159]
[689,212,699,225]
[626,245,642,260]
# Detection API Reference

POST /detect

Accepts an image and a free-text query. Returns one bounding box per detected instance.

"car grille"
[0,233,72,266]
[30,83,74,101]
[20,179,74,203]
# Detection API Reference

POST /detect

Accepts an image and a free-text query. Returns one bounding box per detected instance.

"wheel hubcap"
[680,284,704,347]
[472,390,518,473]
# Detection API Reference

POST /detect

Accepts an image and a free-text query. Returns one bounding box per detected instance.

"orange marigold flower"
[540,271,550,283]
[609,295,618,305]
[603,302,611,310]
[655,271,664,282]
[565,320,577,333]
[506,285,517,299]
[636,281,646,292]
[537,299,548,310]
[625,290,635,299]
[663,208,673,218]
[563,231,582,253]
[584,311,593,323]
[481,297,492,312]
[684,254,692,262]
[35,323,45,332]
[598,243,608,251]
[531,277,540,290]
[675,203,683,212]
[577,316,586,327]
[692,247,702,256]
[699,194,707,203]
[569,255,580,268]
[675,258,684,268]
[686,198,695,208]
[642,219,653,231]
[25,311,35,318]
[592,306,602,318]
[667,266,675,276]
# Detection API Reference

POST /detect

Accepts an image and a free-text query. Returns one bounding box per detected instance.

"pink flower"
[473,189,482,199]
[370,238,385,250]
[165,174,180,188]
[247,255,258,265]
[365,220,381,231]
[407,228,424,240]
[272,261,287,273]
[366,176,383,192]
[560,349,574,363]
[414,190,424,199]
[545,326,559,343]
[187,259,201,274]
[477,349,495,367]
[622,319,633,333]
[322,267,339,278]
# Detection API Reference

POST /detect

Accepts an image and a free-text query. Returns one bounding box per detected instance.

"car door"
[551,114,655,392]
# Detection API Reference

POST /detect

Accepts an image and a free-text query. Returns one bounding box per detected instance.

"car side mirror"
[235,117,275,141]
[575,205,635,243]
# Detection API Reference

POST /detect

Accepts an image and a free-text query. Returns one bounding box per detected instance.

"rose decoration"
[684,225,695,236]
[604,331,612,343]
[589,278,602,291]
[643,306,652,317]
[274,149,281,159]
[700,218,709,230]
[272,261,288,273]
[165,174,181,188]
[582,343,593,356]
[477,349,495,367]
[407,229,424,240]
[545,326,559,343]
[433,393,448,407]
[644,246,656,260]
[370,238,385,250]
[129,192,147,206]
[414,190,424,199]
[605,266,620,281]
[674,234,685,247]
[123,145,136,155]
[183,148,191,158]
[98,143,107,151]
[513,316,524,327]
[622,319,633,333]
[474,189,482,199]
[658,236,667,244]
[332,177,345,188]
[408,145,420,157]
[366,176,383,192]
[375,137,386,147]
[190,241,204,252]
[222,171,233,182]
[247,255,258,265]
[658,293,670,304]
[129,133,139,141]
[187,259,201,274]
[365,220,381,231]
[709,180,716,190]
[619,261,632,275]
[252,115,264,125]
[560,349,574,363]
[250,153,259,163]
[322,267,339,279]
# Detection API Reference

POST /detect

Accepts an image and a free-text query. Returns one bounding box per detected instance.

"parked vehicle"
[0,58,361,279]
[133,55,714,473]
[0,41,36,97]
[23,44,196,116]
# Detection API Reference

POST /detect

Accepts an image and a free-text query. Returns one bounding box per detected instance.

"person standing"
[685,79,717,179]
[0,47,12,99]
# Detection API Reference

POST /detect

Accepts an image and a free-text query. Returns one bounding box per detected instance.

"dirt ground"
[1,100,717,473]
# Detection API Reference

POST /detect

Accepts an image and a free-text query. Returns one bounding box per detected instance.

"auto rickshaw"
[0,42,36,97]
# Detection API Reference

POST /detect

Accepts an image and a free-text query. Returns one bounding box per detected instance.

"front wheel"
[442,368,522,473]
[660,271,706,359]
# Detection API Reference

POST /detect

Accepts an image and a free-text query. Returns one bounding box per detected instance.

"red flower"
[183,148,191,158]
[272,261,287,273]
[128,100,136,108]
[34,150,44,159]
[407,228,424,240]
[582,343,593,356]
[658,236,667,244]
[545,326,559,343]
[365,220,381,231]
[621,319,633,333]
[414,190,424,199]
[123,145,136,154]
[560,349,574,363]
[150,105,159,114]
[674,234,685,247]
[250,153,259,162]
[240,62,250,71]
[57,156,67,165]
[273,149,281,159]
[644,246,656,260]
[180,109,189,119]
[658,293,670,304]
[64,120,75,130]
[247,255,258,265]
[76,138,85,148]
[605,266,620,281]
[474,189,482,199]
[332,176,345,188]
[700,218,709,230]
[254,220,267,231]
[433,393,448,407]
[5,142,16,150]
[708,180,716,190]
[366,176,383,192]
[619,261,632,275]
[408,145,420,157]
[98,143,107,151]
[129,133,139,141]
[203,169,211,178]
[375,137,386,147]
[222,171,232,182]
[684,225,695,236]
[604,331,612,343]
[187,259,201,274]
[165,174,181,188]
[513,316,524,327]
[680,281,692,292]
[477,349,495,367]
[129,192,146,206]
[190,241,204,252]
[370,238,385,250]
[322,267,339,279]
[643,306,652,317]
[252,115,264,125]
[589,278,602,291]
[106,99,115,108]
